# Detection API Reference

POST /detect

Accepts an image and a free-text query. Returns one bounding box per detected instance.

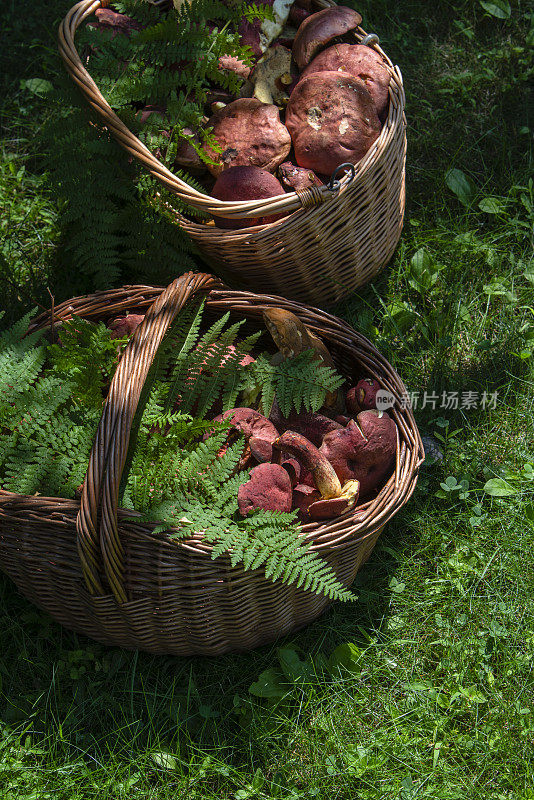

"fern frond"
[246,350,345,417]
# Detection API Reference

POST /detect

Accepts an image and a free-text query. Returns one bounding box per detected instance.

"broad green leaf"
[151,751,177,770]
[328,642,362,674]
[483,478,517,497]
[409,248,441,293]
[22,78,53,97]
[277,647,311,683]
[524,503,534,524]
[445,169,476,206]
[459,685,487,703]
[479,196,506,214]
[249,668,286,698]
[404,681,433,692]
[479,0,511,18]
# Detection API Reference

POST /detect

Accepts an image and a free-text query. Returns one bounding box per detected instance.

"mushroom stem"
[274,430,342,499]
[263,308,335,368]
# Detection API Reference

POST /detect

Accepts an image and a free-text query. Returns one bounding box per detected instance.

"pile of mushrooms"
[106,306,398,523]
[203,3,391,226]
[88,3,392,228]
[209,308,398,522]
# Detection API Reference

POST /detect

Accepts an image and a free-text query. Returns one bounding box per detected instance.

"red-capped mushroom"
[210,407,279,467]
[90,8,142,37]
[278,162,324,192]
[214,407,279,445]
[289,4,312,27]
[285,70,381,174]
[292,483,321,519]
[108,314,145,339]
[281,458,301,487]
[270,408,342,446]
[319,410,397,495]
[301,43,391,122]
[238,462,293,515]
[292,6,363,70]
[218,54,251,81]
[203,99,291,177]
[346,378,382,414]
[211,166,286,229]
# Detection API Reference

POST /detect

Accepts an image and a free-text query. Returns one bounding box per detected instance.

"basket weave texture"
[58,0,407,306]
[0,273,423,655]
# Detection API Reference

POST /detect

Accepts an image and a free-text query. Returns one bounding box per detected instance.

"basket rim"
[58,0,406,224]
[17,277,424,570]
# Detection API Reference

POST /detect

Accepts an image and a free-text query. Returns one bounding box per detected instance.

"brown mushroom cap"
[278,162,324,192]
[203,98,291,177]
[301,44,391,122]
[292,483,321,519]
[215,407,280,444]
[285,71,381,174]
[92,8,142,37]
[108,314,145,339]
[211,166,286,229]
[271,409,342,446]
[292,6,363,70]
[218,54,251,81]
[238,462,293,515]
[319,411,397,495]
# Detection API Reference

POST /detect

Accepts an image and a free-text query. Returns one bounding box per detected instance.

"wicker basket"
[0,273,423,655]
[58,1,407,306]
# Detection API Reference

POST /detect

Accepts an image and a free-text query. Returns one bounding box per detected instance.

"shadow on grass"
[0,508,419,759]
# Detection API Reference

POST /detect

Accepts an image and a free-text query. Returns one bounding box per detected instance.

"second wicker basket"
[58,0,407,306]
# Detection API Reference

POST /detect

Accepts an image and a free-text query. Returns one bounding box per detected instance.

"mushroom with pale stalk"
[274,430,360,519]
[250,46,295,106]
[263,308,340,409]
[263,308,335,368]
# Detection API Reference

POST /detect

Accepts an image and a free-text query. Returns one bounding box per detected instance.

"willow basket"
[0,273,423,655]
[58,0,407,306]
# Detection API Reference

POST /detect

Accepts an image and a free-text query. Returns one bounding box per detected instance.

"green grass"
[1,0,533,797]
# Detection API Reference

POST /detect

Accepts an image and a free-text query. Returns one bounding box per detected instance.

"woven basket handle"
[76,272,223,602]
[58,0,340,222]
